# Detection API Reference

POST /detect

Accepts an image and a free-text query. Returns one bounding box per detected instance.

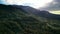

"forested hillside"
[0,4,60,34]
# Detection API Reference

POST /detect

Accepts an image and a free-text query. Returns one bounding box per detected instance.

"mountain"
[0,4,60,34]
[12,5,60,20]
[35,10,60,20]
[12,5,60,33]
[0,4,50,34]
[12,5,40,14]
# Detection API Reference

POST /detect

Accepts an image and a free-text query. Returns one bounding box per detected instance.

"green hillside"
[0,4,59,34]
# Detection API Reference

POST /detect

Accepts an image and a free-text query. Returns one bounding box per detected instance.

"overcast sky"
[0,0,60,11]
[0,0,53,8]
[40,0,60,11]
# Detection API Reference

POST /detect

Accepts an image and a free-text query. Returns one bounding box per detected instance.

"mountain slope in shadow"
[13,5,60,20]
[0,4,49,34]
[0,4,60,34]
[12,5,60,34]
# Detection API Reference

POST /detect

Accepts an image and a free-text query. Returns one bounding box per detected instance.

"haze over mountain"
[12,5,60,20]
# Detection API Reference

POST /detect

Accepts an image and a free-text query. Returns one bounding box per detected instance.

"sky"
[0,0,6,4]
[0,0,60,14]
[39,0,60,14]
[40,0,60,11]
[0,0,53,8]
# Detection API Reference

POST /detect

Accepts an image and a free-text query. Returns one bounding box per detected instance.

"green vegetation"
[0,5,60,34]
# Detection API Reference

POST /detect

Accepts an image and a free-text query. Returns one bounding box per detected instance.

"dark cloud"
[40,0,60,11]
[54,0,60,2]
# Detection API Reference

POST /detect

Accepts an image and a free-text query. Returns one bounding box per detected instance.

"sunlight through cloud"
[4,0,53,8]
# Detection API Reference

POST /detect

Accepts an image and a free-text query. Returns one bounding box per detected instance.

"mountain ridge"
[0,4,47,34]
[12,5,60,20]
[0,4,60,34]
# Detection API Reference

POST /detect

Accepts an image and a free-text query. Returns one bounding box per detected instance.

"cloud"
[0,0,53,9]
[40,0,60,11]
